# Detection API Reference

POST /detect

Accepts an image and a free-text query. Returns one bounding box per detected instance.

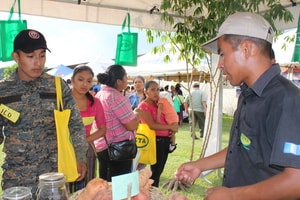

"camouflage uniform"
[0,71,87,194]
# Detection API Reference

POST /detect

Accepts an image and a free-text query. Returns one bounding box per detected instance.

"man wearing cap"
[184,82,207,139]
[0,29,88,195]
[175,12,300,199]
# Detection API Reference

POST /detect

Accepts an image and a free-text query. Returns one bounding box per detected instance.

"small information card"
[112,171,139,200]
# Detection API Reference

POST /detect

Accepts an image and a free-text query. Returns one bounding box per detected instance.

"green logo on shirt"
[240,133,251,150]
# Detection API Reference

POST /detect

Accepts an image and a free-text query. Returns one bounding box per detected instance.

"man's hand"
[175,161,202,183]
[76,162,87,181]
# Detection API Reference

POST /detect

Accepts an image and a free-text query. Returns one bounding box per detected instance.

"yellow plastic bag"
[54,77,78,182]
[136,123,156,165]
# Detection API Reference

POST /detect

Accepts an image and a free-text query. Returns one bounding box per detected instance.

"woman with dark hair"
[138,80,179,187]
[70,65,106,192]
[175,83,183,95]
[128,75,146,110]
[95,64,142,181]
[173,83,185,126]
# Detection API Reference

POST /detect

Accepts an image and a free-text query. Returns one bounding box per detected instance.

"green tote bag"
[0,0,27,61]
[115,13,138,66]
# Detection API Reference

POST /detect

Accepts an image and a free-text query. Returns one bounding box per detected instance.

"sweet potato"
[132,188,151,200]
[93,189,112,200]
[143,179,154,190]
[78,178,109,200]
[139,168,152,188]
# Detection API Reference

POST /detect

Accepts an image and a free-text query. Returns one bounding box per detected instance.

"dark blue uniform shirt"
[223,64,300,187]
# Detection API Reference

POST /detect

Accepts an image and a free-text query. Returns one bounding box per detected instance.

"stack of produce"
[70,169,189,200]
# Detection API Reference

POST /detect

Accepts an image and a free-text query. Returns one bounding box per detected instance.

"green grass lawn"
[0,115,233,199]
[159,115,232,199]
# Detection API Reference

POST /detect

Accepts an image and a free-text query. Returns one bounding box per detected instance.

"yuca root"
[161,178,191,192]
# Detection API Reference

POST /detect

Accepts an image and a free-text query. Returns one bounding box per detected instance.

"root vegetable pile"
[161,178,191,192]
[70,169,190,200]
[73,169,155,200]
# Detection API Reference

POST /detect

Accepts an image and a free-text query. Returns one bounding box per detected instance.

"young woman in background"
[70,65,106,192]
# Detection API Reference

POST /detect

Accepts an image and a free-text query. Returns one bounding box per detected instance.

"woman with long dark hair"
[70,65,106,192]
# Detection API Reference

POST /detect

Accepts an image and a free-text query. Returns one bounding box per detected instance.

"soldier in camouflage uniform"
[0,29,88,195]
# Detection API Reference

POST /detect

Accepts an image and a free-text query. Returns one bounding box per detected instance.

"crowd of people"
[0,27,201,197]
[1,10,300,200]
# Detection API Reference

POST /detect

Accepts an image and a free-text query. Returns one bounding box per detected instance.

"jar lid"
[39,172,65,184]
[2,186,32,199]
[39,172,64,181]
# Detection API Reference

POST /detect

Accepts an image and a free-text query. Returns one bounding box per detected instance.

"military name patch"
[0,104,20,123]
[283,142,300,156]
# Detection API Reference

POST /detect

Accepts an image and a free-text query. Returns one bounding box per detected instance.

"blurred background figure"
[129,75,146,110]
[184,82,207,139]
[173,83,185,126]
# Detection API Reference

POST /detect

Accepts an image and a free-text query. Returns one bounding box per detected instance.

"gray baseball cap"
[201,12,274,54]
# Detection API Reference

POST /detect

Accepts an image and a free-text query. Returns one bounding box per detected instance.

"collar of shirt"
[241,64,281,97]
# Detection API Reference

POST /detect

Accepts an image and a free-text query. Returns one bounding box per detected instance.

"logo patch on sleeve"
[283,142,300,156]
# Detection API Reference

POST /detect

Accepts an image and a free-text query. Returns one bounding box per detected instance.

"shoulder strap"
[55,77,63,111]
[9,0,22,21]
[122,13,131,32]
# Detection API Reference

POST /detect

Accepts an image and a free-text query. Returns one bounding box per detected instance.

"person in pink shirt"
[139,80,178,187]
[70,65,106,192]
[95,64,143,181]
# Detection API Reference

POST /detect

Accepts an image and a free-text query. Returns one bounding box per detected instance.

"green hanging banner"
[292,14,300,62]
[0,0,27,62]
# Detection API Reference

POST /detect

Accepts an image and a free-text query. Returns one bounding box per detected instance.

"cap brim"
[201,36,220,54]
[21,46,51,53]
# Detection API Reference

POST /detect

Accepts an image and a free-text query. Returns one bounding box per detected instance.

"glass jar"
[36,172,69,200]
[2,186,32,200]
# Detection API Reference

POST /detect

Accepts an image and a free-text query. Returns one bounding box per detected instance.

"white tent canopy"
[83,45,210,80]
[0,0,299,31]
[125,49,209,79]
[0,0,172,31]
[86,57,113,77]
